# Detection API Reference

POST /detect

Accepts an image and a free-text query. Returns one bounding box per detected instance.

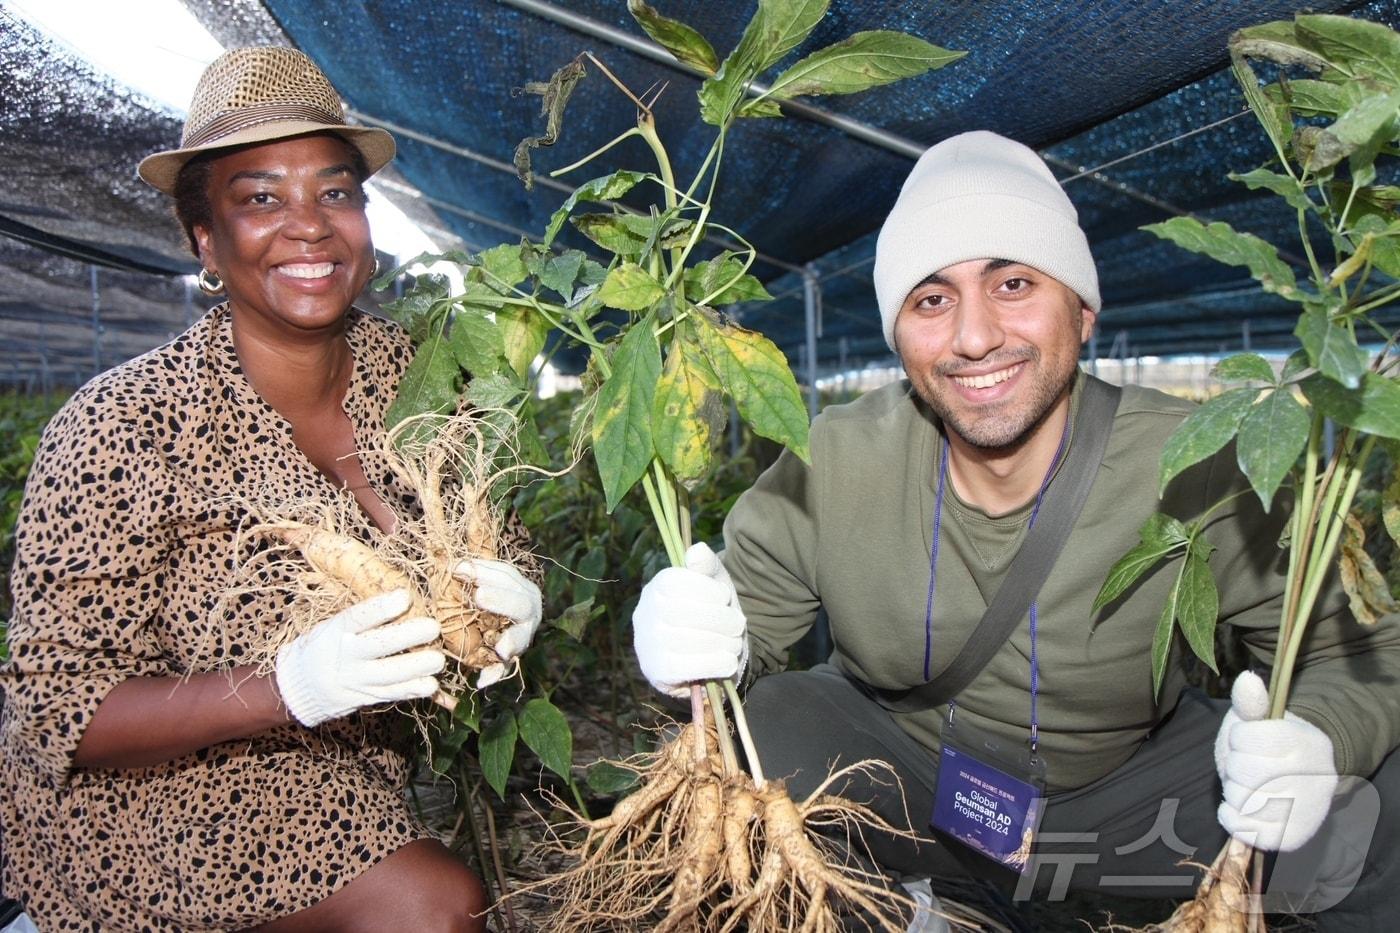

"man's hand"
[633,542,749,697]
[275,589,445,727]
[1214,671,1338,852]
[454,558,542,688]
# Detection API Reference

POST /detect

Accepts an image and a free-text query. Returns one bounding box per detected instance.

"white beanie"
[872,131,1100,352]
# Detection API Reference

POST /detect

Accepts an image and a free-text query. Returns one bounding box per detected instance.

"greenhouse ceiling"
[1,0,1397,387]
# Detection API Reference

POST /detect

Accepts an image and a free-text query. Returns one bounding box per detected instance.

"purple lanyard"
[922,412,1072,751]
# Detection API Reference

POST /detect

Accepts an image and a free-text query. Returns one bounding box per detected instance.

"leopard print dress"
[0,305,443,931]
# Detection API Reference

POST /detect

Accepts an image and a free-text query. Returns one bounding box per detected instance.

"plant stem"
[641,468,685,566]
[1273,412,1323,699]
[690,684,707,761]
[548,127,642,178]
[481,800,519,933]
[706,680,740,778]
[457,763,503,930]
[722,678,766,788]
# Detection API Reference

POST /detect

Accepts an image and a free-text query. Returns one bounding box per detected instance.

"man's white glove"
[1214,670,1339,852]
[275,589,445,727]
[454,558,542,688]
[633,542,748,698]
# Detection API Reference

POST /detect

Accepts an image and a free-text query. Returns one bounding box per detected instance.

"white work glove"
[633,542,749,698]
[1213,670,1339,852]
[275,589,445,727]
[454,558,542,688]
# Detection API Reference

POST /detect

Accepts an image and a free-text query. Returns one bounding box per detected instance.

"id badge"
[930,707,1046,873]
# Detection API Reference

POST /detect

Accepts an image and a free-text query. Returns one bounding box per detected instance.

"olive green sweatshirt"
[724,373,1400,793]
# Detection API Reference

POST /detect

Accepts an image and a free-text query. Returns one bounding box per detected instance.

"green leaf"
[591,320,663,510]
[573,214,649,259]
[1301,371,1400,440]
[519,697,574,781]
[448,309,504,378]
[694,315,810,462]
[1305,91,1400,171]
[1143,217,1298,299]
[586,760,641,795]
[598,263,667,311]
[1348,209,1400,278]
[1158,388,1258,495]
[479,710,518,799]
[1268,78,1365,118]
[495,306,551,381]
[1294,306,1369,388]
[765,31,964,100]
[1093,528,1189,611]
[627,0,719,74]
[1296,14,1400,86]
[1236,388,1310,508]
[575,545,608,605]
[1230,51,1294,154]
[1213,353,1277,384]
[1151,578,1180,698]
[544,171,651,246]
[552,598,594,640]
[531,250,587,303]
[478,243,531,290]
[1177,543,1220,673]
[683,252,774,306]
[653,322,725,485]
[1229,168,1314,214]
[387,331,462,428]
[698,0,830,125]
[737,98,784,118]
[375,250,474,290]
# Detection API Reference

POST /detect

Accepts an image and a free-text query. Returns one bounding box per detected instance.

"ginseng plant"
[1093,13,1400,932]
[380,1,963,927]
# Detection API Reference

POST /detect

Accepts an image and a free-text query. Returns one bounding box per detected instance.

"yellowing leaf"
[1339,513,1399,625]
[598,263,667,311]
[652,322,724,485]
[694,314,810,461]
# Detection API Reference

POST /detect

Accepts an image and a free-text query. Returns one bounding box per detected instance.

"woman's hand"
[275,589,445,727]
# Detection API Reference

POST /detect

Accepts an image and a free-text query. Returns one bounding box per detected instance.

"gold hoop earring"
[197,268,225,296]
[371,258,381,279]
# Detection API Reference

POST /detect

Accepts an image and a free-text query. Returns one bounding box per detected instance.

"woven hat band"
[184,102,345,149]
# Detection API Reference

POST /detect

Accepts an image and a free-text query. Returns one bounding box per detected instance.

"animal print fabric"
[0,305,439,930]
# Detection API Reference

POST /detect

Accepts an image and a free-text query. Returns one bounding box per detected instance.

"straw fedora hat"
[138,47,395,195]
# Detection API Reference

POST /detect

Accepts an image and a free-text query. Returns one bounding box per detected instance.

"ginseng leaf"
[1236,388,1310,509]
[477,243,531,290]
[530,250,587,304]
[448,308,504,378]
[514,57,588,190]
[1301,372,1400,440]
[683,251,774,306]
[495,306,551,382]
[387,329,462,429]
[1231,51,1294,154]
[552,598,595,641]
[544,171,651,247]
[1212,353,1277,384]
[765,31,964,99]
[573,213,649,260]
[627,0,719,74]
[598,263,667,311]
[1384,466,1400,551]
[1093,525,1189,612]
[1231,20,1330,72]
[587,760,641,796]
[519,697,574,781]
[1151,577,1181,699]
[1158,388,1258,495]
[652,323,725,486]
[1304,91,1400,172]
[1255,168,1318,219]
[698,0,830,125]
[1339,513,1399,625]
[1143,217,1299,299]
[375,251,474,290]
[1178,540,1220,673]
[479,710,518,799]
[694,314,810,462]
[1296,14,1400,86]
[591,320,662,511]
[1295,300,1369,388]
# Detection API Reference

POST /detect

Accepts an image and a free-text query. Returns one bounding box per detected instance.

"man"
[632,131,1400,929]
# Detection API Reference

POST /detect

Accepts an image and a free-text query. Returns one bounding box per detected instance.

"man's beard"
[911,348,1079,453]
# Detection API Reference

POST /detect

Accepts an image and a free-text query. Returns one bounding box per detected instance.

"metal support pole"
[803,264,821,418]
[91,265,103,377]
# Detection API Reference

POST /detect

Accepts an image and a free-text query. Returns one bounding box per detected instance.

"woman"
[0,48,539,931]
